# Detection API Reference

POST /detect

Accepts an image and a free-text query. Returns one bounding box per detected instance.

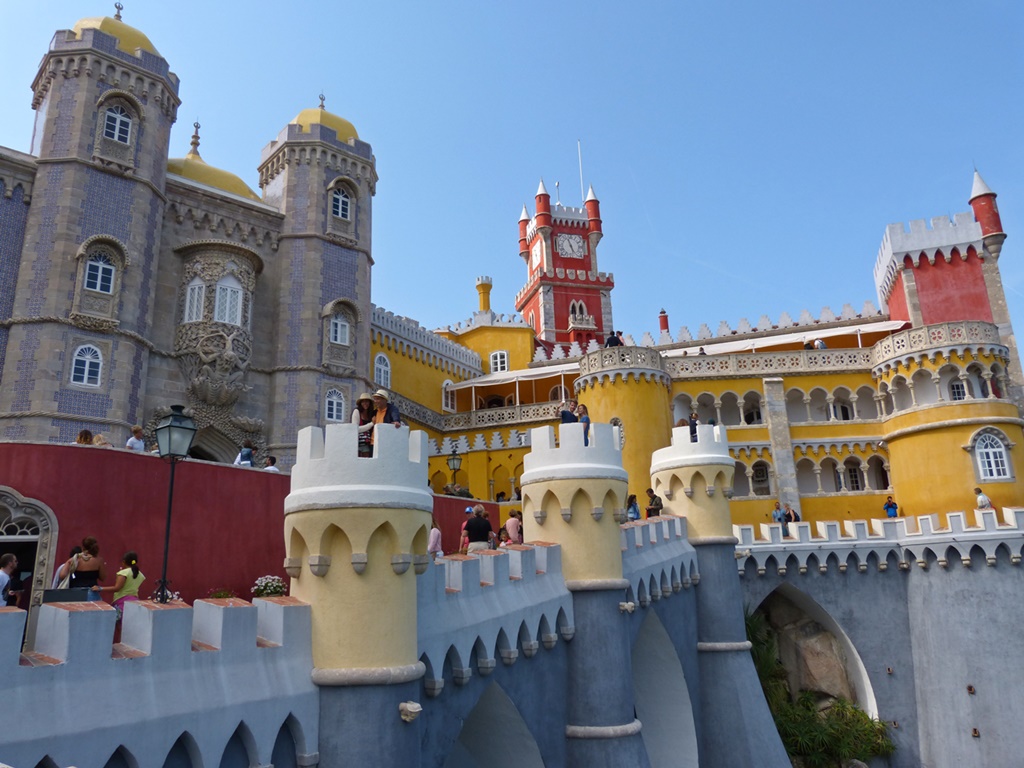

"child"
[94,551,146,620]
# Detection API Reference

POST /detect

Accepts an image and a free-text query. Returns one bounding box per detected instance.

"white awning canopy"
[447,361,578,391]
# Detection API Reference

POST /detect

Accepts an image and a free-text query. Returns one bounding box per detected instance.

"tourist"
[604,331,622,348]
[883,496,898,518]
[371,390,402,448]
[60,536,105,600]
[495,491,507,502]
[263,456,280,472]
[784,503,799,528]
[511,486,522,501]
[351,392,375,457]
[52,545,81,589]
[92,433,112,447]
[772,502,788,536]
[698,347,706,356]
[560,400,578,423]
[626,494,641,521]
[125,425,146,451]
[233,439,255,467]
[975,487,993,509]
[505,510,521,544]
[94,551,145,621]
[813,338,827,350]
[459,506,474,553]
[75,429,93,445]
[645,488,663,518]
[427,516,443,562]
[0,553,18,607]
[577,403,591,446]
[464,505,494,554]
[498,529,512,548]
[688,411,699,442]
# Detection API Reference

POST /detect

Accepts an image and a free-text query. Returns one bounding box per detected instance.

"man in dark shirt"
[645,488,663,518]
[464,506,494,553]
[560,400,578,423]
[604,331,622,348]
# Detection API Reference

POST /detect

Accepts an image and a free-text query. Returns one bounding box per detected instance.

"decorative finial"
[555,181,561,205]
[319,93,326,110]
[114,2,123,20]
[190,121,201,154]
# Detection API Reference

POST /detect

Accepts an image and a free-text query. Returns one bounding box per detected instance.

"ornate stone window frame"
[93,90,145,174]
[325,388,346,422]
[321,299,361,371]
[71,235,129,326]
[964,427,1015,483]
[326,176,359,240]
[0,485,59,648]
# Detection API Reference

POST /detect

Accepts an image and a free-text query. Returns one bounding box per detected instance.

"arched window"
[330,316,350,345]
[84,252,116,294]
[214,273,244,326]
[103,105,132,144]
[374,353,391,388]
[975,433,1010,481]
[442,380,456,412]
[331,189,351,220]
[490,350,509,373]
[550,385,570,402]
[71,345,102,386]
[950,379,968,401]
[184,277,205,323]
[325,389,346,422]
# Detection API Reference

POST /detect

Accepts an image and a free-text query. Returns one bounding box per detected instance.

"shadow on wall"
[632,611,698,768]
[443,683,544,768]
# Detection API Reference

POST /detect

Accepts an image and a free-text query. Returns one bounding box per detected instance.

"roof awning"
[661,319,909,357]
[447,362,579,391]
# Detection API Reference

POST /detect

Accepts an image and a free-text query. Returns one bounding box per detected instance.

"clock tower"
[514,180,615,346]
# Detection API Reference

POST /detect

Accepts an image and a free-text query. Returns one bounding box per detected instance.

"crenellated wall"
[0,597,318,768]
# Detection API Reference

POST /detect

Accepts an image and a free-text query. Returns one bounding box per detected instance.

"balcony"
[870,321,1004,370]
[443,402,560,431]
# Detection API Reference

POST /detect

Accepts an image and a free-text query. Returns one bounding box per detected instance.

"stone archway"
[0,486,59,650]
[189,426,240,463]
[754,583,878,716]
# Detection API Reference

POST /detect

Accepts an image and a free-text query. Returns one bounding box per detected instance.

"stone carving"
[177,327,252,407]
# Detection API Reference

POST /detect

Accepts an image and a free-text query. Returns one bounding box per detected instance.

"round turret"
[291,99,359,143]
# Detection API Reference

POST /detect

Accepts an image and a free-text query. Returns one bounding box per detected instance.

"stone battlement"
[650,424,731,475]
[417,544,573,696]
[372,304,483,372]
[520,423,627,486]
[620,515,700,608]
[3,598,318,766]
[736,507,1024,576]
[287,424,433,513]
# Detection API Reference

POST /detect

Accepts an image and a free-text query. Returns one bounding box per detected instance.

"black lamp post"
[446,448,462,486]
[154,405,196,604]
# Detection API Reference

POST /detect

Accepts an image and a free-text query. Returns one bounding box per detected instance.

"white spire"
[519,204,529,222]
[537,178,549,196]
[969,170,995,202]
[585,185,598,202]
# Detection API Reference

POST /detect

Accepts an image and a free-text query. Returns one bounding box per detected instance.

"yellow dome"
[167,124,260,201]
[291,106,359,143]
[73,15,160,57]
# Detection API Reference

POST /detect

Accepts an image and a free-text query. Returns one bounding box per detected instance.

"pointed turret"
[535,178,552,229]
[518,204,530,259]
[584,184,603,239]
[969,170,1006,258]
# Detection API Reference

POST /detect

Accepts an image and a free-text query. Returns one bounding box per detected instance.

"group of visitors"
[352,390,402,458]
[559,400,591,445]
[74,425,148,451]
[770,501,801,536]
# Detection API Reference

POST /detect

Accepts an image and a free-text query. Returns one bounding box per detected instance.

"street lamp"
[154,405,196,604]
[446,448,462,486]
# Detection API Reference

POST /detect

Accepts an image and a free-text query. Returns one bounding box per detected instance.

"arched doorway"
[0,486,59,650]
[189,427,240,463]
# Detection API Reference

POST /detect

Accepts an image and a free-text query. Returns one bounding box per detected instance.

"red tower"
[514,181,615,346]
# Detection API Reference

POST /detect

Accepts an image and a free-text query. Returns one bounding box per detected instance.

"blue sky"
[2,2,1021,341]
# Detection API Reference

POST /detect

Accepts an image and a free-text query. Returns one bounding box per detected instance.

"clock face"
[557,233,585,259]
[531,241,542,267]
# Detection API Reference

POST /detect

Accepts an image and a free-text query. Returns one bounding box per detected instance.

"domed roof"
[291,97,358,143]
[73,9,160,57]
[166,124,260,201]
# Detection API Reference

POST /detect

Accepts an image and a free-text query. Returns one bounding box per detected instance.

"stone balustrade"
[443,401,560,430]
[870,321,1004,369]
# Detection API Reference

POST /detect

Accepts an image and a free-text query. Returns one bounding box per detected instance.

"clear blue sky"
[2,2,1021,341]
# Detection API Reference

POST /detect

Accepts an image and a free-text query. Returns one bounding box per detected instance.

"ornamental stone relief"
[175,324,252,407]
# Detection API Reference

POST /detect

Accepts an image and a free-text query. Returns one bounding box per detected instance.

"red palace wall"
[911,250,993,324]
[0,444,497,606]
[886,272,910,322]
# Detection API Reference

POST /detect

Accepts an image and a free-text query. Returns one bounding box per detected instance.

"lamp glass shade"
[447,451,462,472]
[155,405,197,459]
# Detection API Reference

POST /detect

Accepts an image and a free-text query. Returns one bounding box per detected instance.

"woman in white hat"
[352,393,375,457]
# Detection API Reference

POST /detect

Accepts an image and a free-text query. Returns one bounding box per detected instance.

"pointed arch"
[219,722,258,768]
[103,746,139,768]
[161,732,201,768]
[632,610,698,767]
[271,715,305,768]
